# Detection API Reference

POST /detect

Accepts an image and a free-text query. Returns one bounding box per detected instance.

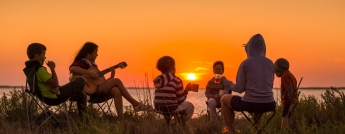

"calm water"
[0,87,341,116]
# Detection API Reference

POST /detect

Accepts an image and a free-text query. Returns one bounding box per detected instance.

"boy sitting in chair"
[153,56,195,126]
[205,61,231,121]
[23,43,88,118]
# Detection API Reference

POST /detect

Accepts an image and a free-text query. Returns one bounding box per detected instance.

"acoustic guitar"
[69,62,127,95]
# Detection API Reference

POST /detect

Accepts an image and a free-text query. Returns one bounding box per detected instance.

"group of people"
[152,34,299,133]
[24,42,152,121]
[23,33,298,132]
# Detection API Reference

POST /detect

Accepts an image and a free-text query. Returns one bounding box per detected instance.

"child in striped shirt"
[153,56,195,126]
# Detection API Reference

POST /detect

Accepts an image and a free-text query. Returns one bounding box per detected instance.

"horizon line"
[1,85,345,89]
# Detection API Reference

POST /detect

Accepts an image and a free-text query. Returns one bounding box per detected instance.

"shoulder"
[173,76,183,83]
[281,71,294,82]
[207,78,214,84]
[36,67,52,80]
[70,59,92,69]
[36,67,49,74]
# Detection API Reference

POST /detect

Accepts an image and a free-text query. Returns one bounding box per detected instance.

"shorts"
[230,96,276,113]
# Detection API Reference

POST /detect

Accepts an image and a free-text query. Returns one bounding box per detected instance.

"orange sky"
[1,0,345,88]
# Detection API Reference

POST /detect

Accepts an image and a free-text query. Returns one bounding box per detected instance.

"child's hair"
[156,56,175,73]
[73,42,98,63]
[213,61,224,71]
[27,43,46,59]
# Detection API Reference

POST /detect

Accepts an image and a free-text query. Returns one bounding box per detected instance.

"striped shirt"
[153,73,187,112]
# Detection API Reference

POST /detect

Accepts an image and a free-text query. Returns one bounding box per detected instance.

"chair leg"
[26,96,33,131]
[216,109,222,122]
[258,111,276,134]
[241,111,276,134]
[35,105,65,131]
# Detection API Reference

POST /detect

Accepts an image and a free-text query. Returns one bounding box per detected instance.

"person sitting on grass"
[220,34,277,133]
[69,42,152,120]
[153,56,195,127]
[274,58,298,132]
[23,43,88,118]
[205,61,232,121]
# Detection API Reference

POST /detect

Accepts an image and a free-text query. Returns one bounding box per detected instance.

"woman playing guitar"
[69,42,152,120]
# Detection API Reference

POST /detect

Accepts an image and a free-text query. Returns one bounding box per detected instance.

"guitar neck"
[97,64,119,77]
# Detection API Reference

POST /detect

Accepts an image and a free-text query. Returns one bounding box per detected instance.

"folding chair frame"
[205,101,222,122]
[88,92,115,116]
[24,82,70,132]
[241,110,276,134]
[155,110,185,133]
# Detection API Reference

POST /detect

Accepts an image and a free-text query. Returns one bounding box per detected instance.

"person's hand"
[292,98,298,104]
[110,66,116,78]
[46,60,56,70]
[185,83,193,91]
[50,87,60,94]
[88,71,99,80]
[213,94,221,101]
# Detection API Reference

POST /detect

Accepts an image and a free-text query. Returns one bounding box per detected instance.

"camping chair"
[24,70,70,131]
[68,92,115,116]
[155,110,185,132]
[205,101,222,122]
[88,92,115,116]
[241,109,276,134]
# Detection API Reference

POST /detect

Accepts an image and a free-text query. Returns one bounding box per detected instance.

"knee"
[208,98,217,107]
[112,78,122,83]
[221,94,230,103]
[185,101,195,109]
[111,87,121,95]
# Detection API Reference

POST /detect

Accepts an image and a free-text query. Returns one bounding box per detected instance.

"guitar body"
[69,61,127,95]
[69,66,106,95]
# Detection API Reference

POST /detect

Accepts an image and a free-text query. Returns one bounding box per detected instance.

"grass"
[1,83,345,134]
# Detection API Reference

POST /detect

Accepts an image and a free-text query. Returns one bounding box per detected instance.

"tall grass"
[1,81,345,133]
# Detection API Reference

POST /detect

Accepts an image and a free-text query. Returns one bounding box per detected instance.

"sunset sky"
[1,0,345,88]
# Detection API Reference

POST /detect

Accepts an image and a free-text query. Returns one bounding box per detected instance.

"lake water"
[0,87,342,117]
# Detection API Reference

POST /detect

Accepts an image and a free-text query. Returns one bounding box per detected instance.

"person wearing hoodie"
[220,34,277,133]
[274,58,298,131]
[23,43,88,118]
[153,56,195,126]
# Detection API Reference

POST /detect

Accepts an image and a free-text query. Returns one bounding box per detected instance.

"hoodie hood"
[25,60,42,68]
[245,34,266,57]
[153,73,176,88]
[274,58,289,77]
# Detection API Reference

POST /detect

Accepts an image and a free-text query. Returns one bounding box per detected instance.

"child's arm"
[221,63,246,93]
[45,61,59,88]
[282,76,296,103]
[176,79,187,104]
[205,81,214,99]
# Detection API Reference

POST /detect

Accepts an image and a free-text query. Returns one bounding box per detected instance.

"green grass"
[1,87,345,134]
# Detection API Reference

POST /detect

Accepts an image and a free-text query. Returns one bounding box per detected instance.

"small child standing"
[274,58,298,131]
[153,56,195,126]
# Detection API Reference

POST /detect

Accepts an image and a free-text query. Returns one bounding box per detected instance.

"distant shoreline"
[1,85,345,90]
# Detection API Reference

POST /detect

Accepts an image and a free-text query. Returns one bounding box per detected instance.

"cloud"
[193,61,213,65]
[195,67,208,72]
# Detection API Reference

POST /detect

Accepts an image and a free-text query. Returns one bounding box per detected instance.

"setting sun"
[187,73,197,81]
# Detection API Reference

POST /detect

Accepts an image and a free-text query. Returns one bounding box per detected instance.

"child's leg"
[281,104,290,132]
[281,117,288,130]
[221,94,236,133]
[107,87,124,120]
[207,98,218,121]
[178,101,194,126]
[98,78,140,106]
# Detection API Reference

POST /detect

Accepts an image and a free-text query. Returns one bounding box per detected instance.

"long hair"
[73,42,98,63]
